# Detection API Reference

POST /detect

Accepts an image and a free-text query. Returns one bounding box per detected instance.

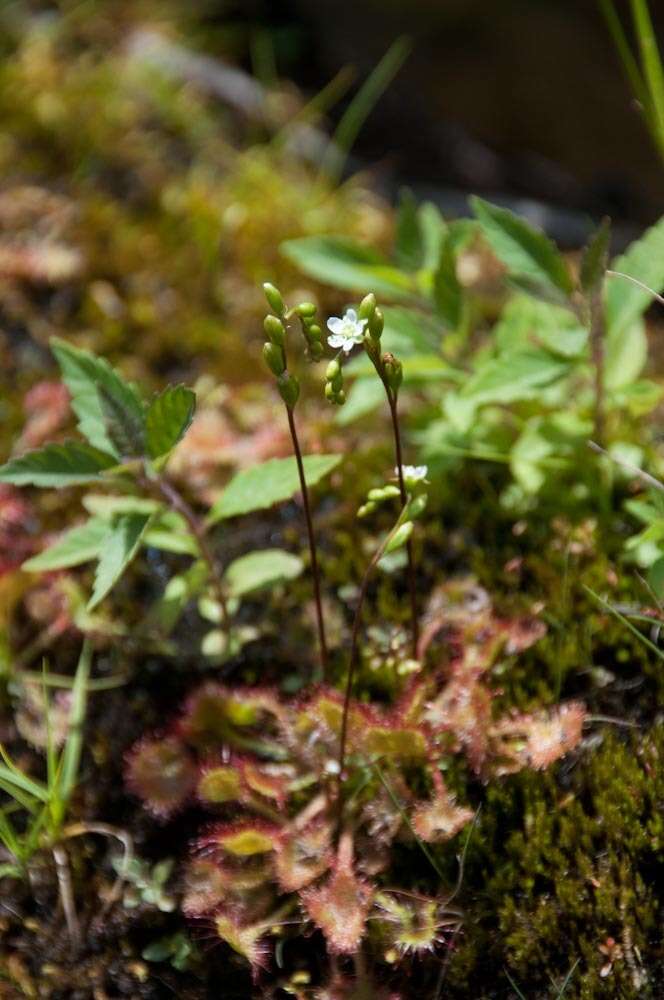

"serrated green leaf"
[145,384,196,460]
[470,196,573,294]
[207,454,342,524]
[224,549,303,598]
[580,217,611,293]
[280,235,414,299]
[0,442,117,487]
[23,517,109,571]
[460,348,570,406]
[98,383,146,458]
[51,337,145,459]
[606,215,664,335]
[87,511,151,610]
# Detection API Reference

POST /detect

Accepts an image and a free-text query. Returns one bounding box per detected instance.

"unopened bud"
[383,353,403,393]
[369,308,384,341]
[295,302,317,318]
[408,493,428,520]
[357,502,377,519]
[335,390,346,405]
[326,360,340,380]
[368,485,400,502]
[325,382,336,401]
[277,373,300,409]
[263,283,285,316]
[264,315,285,345]
[263,342,286,376]
[358,293,377,321]
[385,520,414,553]
[307,323,322,342]
[309,341,323,361]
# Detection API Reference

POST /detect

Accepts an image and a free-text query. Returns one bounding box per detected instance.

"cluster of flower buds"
[262,283,299,410]
[324,358,345,406]
[357,293,404,398]
[294,302,324,361]
[357,482,401,520]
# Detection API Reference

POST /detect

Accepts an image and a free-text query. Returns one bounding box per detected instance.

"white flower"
[326,308,367,354]
[396,464,428,483]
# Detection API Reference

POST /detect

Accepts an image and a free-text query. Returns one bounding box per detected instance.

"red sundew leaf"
[374,891,441,955]
[491,701,586,773]
[496,615,547,655]
[213,912,271,975]
[197,820,282,858]
[424,678,492,772]
[125,735,197,818]
[411,791,474,843]
[179,682,286,749]
[196,761,244,805]
[274,822,333,893]
[181,857,229,916]
[241,760,291,808]
[300,862,374,954]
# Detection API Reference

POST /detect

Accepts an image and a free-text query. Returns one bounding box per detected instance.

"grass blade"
[584,584,664,660]
[631,0,664,156]
[319,37,411,186]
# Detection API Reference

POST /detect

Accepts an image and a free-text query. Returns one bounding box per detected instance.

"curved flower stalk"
[262,283,329,677]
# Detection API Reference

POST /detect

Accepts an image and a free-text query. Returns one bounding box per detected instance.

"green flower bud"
[325,382,336,401]
[262,342,286,376]
[295,302,317,318]
[357,501,377,518]
[358,293,377,321]
[385,520,414,553]
[277,373,300,409]
[330,371,343,392]
[335,390,346,405]
[369,307,384,341]
[368,485,400,501]
[264,314,286,345]
[408,493,428,520]
[326,360,341,380]
[309,341,323,361]
[306,323,322,342]
[383,353,403,393]
[263,283,285,316]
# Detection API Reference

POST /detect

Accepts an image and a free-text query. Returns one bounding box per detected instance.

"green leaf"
[145,385,196,460]
[494,295,587,358]
[417,202,447,271]
[433,220,476,327]
[510,421,553,493]
[0,442,117,487]
[280,236,414,299]
[207,454,342,524]
[470,196,573,294]
[580,217,611,293]
[334,378,385,426]
[23,517,109,571]
[605,215,664,335]
[460,348,570,407]
[88,511,151,610]
[605,318,648,389]
[395,188,423,272]
[97,384,145,458]
[51,337,145,459]
[224,549,303,598]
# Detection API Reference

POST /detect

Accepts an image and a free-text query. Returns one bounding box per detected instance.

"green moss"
[444,730,664,998]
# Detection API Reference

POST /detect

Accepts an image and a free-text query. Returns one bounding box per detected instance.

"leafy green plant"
[0,338,342,663]
[282,193,664,507]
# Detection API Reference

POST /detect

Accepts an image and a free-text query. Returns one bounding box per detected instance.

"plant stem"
[335,509,406,840]
[142,471,231,632]
[52,843,80,950]
[386,390,419,657]
[286,406,328,679]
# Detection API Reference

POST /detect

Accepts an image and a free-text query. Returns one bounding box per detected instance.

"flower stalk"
[262,284,328,678]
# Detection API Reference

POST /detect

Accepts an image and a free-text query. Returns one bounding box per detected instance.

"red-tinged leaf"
[301,861,374,954]
[492,701,586,772]
[198,820,281,858]
[181,858,228,916]
[213,913,270,974]
[274,822,333,893]
[424,678,492,772]
[411,791,474,843]
[125,735,196,817]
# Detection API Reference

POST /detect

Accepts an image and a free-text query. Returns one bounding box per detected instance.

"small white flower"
[396,464,428,483]
[326,308,367,354]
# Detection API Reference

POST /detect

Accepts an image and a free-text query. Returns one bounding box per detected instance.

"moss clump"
[446,729,664,998]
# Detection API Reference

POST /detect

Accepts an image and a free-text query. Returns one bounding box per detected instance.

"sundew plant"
[0,278,590,988]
